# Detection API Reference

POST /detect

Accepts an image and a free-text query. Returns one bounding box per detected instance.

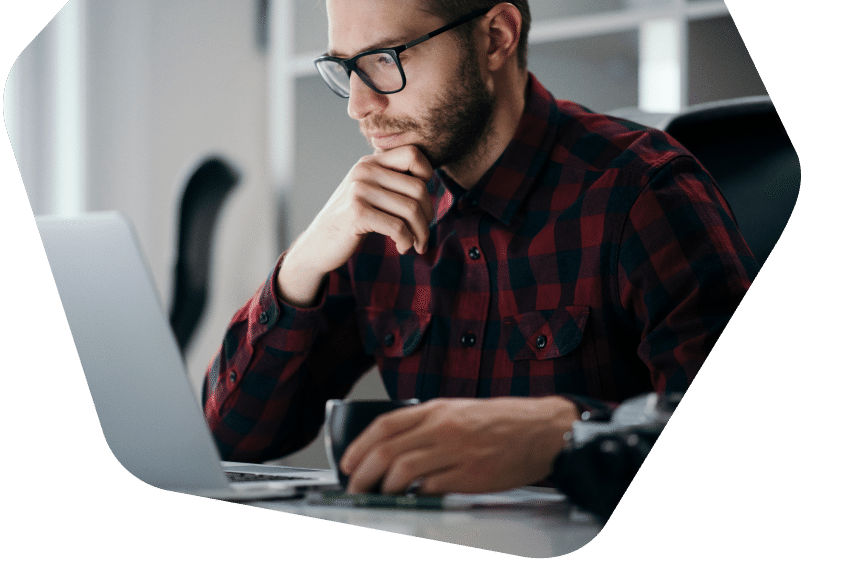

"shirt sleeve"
[202,253,374,462]
[616,154,758,397]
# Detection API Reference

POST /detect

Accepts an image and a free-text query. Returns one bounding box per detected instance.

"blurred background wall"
[3,0,766,468]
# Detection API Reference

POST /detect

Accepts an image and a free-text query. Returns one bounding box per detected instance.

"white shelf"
[530,1,728,44]
[282,1,730,78]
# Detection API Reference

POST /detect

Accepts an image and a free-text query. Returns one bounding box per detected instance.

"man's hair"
[420,1,531,70]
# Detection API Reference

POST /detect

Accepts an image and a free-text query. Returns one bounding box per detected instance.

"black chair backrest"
[662,97,800,270]
[169,157,240,353]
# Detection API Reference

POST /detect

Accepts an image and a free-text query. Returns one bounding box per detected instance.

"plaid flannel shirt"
[203,74,757,462]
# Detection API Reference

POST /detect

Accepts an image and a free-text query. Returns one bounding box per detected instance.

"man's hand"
[277,145,434,307]
[339,396,580,495]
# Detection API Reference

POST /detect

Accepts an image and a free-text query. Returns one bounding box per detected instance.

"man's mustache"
[360,115,420,136]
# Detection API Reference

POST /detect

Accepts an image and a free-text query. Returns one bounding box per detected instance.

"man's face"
[326,0,496,170]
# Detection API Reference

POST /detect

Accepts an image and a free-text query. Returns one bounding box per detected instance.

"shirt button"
[258,311,269,324]
[460,332,476,348]
[468,247,480,260]
[535,335,548,349]
[229,370,237,382]
[384,333,395,347]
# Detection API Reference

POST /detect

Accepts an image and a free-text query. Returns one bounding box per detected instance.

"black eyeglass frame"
[313,7,491,98]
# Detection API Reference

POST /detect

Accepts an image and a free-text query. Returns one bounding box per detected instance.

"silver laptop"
[36,212,338,500]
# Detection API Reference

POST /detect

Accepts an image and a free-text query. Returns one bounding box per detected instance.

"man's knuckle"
[371,446,395,467]
[388,458,414,481]
[391,220,408,237]
[444,415,465,433]
[350,198,368,219]
[404,197,420,217]
[347,179,363,198]
[415,180,429,198]
[370,416,390,437]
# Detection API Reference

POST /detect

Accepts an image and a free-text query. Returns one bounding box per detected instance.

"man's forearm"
[276,245,328,308]
[203,251,372,462]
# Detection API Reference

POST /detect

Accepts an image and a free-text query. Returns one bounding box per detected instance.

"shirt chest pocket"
[503,306,590,361]
[357,307,433,358]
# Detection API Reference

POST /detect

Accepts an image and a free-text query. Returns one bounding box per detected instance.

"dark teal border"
[5,0,851,576]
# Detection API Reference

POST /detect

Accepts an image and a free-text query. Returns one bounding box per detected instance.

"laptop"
[36,212,338,501]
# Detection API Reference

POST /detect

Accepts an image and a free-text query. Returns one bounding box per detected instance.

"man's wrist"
[276,249,327,308]
[536,396,580,478]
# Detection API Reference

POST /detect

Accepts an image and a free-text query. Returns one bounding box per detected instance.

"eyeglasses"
[314,7,490,99]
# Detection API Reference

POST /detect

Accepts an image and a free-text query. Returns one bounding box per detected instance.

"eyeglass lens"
[316,52,403,97]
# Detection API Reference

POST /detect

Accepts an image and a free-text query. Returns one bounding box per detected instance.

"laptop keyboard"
[226,472,312,483]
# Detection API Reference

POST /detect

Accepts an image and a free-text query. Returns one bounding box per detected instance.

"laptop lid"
[36,212,334,499]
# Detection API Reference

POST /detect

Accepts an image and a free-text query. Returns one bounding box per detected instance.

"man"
[203,0,756,496]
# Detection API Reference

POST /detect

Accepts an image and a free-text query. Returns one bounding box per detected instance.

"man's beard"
[360,47,496,170]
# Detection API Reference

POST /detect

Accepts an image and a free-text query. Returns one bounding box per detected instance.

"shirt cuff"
[245,251,330,351]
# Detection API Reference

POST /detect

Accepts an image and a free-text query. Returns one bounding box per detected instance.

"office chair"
[169,157,240,353]
[615,96,800,270]
[552,97,800,521]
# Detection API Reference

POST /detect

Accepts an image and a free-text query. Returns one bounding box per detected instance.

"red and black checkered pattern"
[203,75,756,462]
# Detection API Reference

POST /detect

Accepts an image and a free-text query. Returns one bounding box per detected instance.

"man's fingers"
[380,448,456,494]
[415,466,473,495]
[355,157,435,224]
[370,145,434,183]
[351,183,431,253]
[345,430,441,494]
[345,445,398,494]
[351,202,421,255]
[340,405,428,475]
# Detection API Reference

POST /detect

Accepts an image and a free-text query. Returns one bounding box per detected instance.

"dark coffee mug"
[324,398,420,490]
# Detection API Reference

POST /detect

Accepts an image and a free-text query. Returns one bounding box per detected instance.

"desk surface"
[249,486,602,558]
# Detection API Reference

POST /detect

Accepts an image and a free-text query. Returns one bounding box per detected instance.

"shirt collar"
[432,73,560,226]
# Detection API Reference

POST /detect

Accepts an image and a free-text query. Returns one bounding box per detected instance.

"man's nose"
[347,73,388,120]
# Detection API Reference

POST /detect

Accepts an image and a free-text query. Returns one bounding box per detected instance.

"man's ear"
[481,2,522,71]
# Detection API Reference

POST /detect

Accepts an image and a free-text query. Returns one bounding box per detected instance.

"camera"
[550,392,683,521]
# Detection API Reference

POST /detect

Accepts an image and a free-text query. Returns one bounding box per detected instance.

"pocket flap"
[504,306,589,361]
[358,307,432,358]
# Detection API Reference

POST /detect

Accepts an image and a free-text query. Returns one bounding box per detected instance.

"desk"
[249,485,602,558]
